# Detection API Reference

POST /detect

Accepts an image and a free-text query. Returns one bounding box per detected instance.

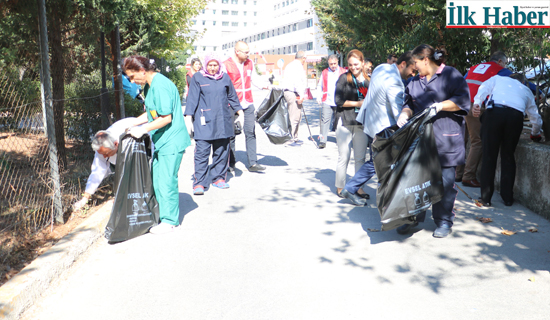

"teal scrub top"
[144,73,191,155]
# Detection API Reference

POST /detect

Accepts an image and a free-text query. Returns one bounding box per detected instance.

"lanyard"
[351,74,364,99]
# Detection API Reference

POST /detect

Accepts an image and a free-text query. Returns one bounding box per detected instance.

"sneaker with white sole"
[149,222,176,234]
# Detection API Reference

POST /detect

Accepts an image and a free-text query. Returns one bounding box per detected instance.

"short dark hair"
[397,51,414,66]
[387,54,397,60]
[190,58,202,68]
[510,73,527,85]
[365,58,374,65]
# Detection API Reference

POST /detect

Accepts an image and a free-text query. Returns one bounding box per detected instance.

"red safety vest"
[223,58,254,103]
[321,67,347,102]
[465,61,503,102]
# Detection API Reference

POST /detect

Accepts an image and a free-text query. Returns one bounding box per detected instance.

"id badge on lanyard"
[352,75,364,113]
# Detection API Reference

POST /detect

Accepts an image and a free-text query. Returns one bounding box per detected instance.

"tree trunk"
[109,29,121,120]
[49,12,67,169]
[490,29,500,54]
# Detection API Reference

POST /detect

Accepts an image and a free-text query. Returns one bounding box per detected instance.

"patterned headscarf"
[200,53,224,80]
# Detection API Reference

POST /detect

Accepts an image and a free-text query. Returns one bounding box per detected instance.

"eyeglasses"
[238,50,250,55]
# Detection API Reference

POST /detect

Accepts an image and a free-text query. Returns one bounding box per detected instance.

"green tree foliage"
[312,0,550,74]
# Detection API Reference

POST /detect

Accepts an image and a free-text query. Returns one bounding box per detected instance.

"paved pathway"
[22,89,550,320]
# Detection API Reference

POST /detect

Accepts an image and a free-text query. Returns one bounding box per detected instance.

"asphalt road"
[21,89,550,320]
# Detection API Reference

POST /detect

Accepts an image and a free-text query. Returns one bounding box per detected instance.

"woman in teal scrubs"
[123,56,191,234]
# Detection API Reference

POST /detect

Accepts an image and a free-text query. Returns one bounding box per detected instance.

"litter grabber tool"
[456,184,483,207]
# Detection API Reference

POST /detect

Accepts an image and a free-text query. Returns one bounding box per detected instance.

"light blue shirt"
[356,63,404,138]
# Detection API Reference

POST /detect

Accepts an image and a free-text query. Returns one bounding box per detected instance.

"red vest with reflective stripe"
[321,67,347,101]
[223,58,253,103]
[465,61,503,102]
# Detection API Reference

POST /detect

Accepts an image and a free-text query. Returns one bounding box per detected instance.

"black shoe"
[318,142,326,149]
[504,200,514,206]
[248,164,266,172]
[396,222,419,235]
[433,225,452,238]
[477,198,491,207]
[340,189,366,206]
[455,176,463,182]
[228,166,235,173]
[337,191,344,198]
[357,193,370,200]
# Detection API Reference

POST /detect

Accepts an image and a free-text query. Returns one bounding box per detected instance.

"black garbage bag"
[105,133,159,243]
[371,108,444,231]
[256,88,292,144]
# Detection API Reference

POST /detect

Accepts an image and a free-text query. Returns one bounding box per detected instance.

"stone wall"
[495,140,550,220]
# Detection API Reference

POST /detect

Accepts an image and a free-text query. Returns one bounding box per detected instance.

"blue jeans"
[344,135,375,194]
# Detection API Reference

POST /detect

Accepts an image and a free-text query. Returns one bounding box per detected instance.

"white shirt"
[474,75,542,135]
[230,56,266,109]
[357,63,405,138]
[316,67,342,107]
[281,59,307,97]
[85,117,136,195]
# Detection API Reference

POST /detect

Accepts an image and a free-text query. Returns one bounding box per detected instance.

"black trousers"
[194,138,230,188]
[480,107,524,203]
[415,166,457,228]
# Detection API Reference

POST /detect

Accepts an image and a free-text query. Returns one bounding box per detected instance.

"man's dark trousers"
[230,105,257,167]
[480,107,523,204]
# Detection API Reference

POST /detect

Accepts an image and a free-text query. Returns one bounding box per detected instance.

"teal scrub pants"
[152,151,184,226]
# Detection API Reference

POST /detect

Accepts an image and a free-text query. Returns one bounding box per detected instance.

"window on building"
[272,30,275,36]
[213,10,216,14]
[214,46,217,51]
[231,0,238,3]
[283,47,286,54]
[283,26,286,34]
[192,20,196,25]
[291,0,294,3]
[307,18,313,27]
[253,35,256,41]
[193,46,197,50]
[277,3,280,8]
[288,46,291,53]
[274,5,276,10]
[202,21,206,25]
[262,32,266,39]
[278,48,281,54]
[222,0,228,3]
[293,45,297,52]
[202,9,205,14]
[222,10,229,15]
[286,0,289,5]
[277,28,280,35]
[232,22,238,26]
[254,11,257,16]
[282,2,285,6]
[213,21,217,25]
[243,0,246,3]
[254,0,257,4]
[203,46,206,51]
[293,23,297,31]
[243,11,247,15]
[231,10,238,15]
[267,32,270,38]
[244,22,247,27]
[222,21,229,26]
[307,42,313,50]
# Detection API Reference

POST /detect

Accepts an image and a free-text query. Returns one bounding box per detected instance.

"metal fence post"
[38,0,64,224]
[115,25,125,118]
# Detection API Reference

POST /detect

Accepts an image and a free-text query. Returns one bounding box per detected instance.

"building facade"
[190,0,328,57]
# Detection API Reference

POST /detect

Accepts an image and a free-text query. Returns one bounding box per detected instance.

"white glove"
[397,112,409,128]
[430,102,443,113]
[73,197,89,211]
[128,126,148,138]
[184,116,194,138]
[236,114,244,130]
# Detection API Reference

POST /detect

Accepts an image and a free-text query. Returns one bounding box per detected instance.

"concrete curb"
[0,200,113,320]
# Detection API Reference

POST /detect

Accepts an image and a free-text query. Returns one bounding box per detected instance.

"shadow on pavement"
[178,193,198,224]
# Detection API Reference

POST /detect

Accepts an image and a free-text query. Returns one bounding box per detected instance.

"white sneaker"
[149,222,176,234]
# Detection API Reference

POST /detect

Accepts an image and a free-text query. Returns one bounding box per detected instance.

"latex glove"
[128,126,148,138]
[531,134,542,142]
[184,116,194,138]
[73,197,89,211]
[430,102,444,113]
[472,104,481,117]
[397,112,409,128]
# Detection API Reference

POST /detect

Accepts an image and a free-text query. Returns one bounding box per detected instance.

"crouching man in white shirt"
[73,117,137,211]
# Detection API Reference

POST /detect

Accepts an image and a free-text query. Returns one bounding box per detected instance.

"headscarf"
[200,53,225,80]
